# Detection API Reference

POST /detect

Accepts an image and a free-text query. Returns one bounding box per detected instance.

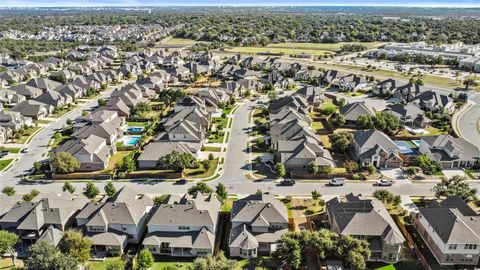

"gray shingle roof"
[326,195,405,245]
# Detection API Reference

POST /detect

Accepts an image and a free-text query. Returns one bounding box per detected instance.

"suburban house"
[294,86,324,106]
[137,141,200,169]
[71,116,124,151]
[75,187,153,256]
[198,88,228,114]
[385,104,432,128]
[0,194,23,220]
[339,102,376,126]
[0,192,88,246]
[275,139,334,171]
[326,194,406,263]
[26,78,62,92]
[11,100,53,119]
[392,82,423,103]
[351,130,403,168]
[418,135,480,168]
[269,111,319,147]
[0,110,33,133]
[142,194,220,257]
[411,90,454,113]
[8,85,43,99]
[229,194,289,258]
[156,105,210,143]
[334,74,369,92]
[16,192,89,245]
[414,196,480,266]
[374,78,405,96]
[35,90,71,108]
[52,134,113,172]
[269,94,310,115]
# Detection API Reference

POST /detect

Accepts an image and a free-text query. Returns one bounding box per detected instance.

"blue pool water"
[124,136,141,146]
[395,140,417,155]
[127,127,144,133]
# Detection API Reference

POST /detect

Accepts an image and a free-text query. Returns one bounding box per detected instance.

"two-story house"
[351,129,403,168]
[142,194,220,257]
[418,135,480,168]
[229,194,289,258]
[75,187,153,256]
[52,134,112,172]
[326,194,406,263]
[414,196,480,266]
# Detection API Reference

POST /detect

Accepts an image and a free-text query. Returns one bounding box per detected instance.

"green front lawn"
[202,146,222,152]
[222,105,234,115]
[51,105,78,118]
[185,159,218,179]
[212,117,228,130]
[2,147,21,153]
[14,126,42,144]
[0,159,14,171]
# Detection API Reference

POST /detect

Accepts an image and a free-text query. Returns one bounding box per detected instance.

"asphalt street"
[1,92,480,198]
[457,93,480,147]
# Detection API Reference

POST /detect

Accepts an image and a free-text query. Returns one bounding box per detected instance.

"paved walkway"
[400,195,420,214]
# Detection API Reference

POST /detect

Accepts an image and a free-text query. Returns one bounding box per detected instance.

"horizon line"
[2,4,480,8]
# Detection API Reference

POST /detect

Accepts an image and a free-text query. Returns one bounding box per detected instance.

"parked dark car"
[279,179,296,186]
[175,179,188,185]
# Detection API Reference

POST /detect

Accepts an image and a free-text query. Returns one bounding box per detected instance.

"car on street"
[329,178,346,186]
[279,179,296,186]
[376,179,394,186]
[175,179,188,185]
[0,150,8,158]
[21,147,30,153]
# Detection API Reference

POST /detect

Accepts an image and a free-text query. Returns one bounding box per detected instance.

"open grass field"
[225,46,333,56]
[224,42,385,56]
[267,41,385,51]
[161,38,201,45]
[315,63,463,89]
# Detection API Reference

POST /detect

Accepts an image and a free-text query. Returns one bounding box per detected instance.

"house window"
[448,244,457,250]
[179,226,190,230]
[464,244,477,250]
[445,254,453,262]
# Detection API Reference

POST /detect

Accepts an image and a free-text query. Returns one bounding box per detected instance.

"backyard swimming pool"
[123,136,141,146]
[395,140,418,155]
[127,127,144,133]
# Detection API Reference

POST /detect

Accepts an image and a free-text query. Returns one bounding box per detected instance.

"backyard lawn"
[104,151,135,172]
[151,261,193,269]
[127,121,149,127]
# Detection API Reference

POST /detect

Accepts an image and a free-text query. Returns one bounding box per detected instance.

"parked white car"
[329,178,345,186]
[376,179,394,186]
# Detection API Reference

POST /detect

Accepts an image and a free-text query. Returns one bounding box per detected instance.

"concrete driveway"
[442,169,467,179]
[379,168,406,180]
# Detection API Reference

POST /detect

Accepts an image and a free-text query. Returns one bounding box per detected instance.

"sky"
[1,0,480,7]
